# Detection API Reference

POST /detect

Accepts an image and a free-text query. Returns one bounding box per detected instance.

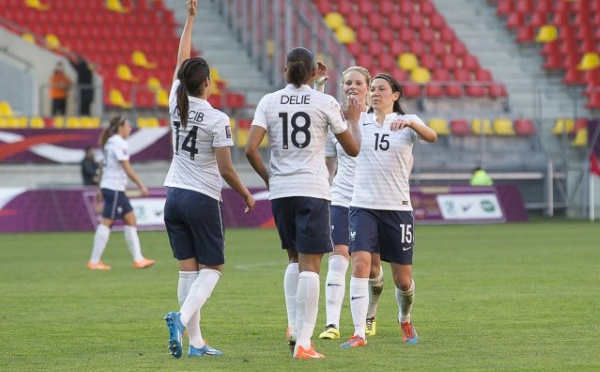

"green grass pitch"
[1,218,599,371]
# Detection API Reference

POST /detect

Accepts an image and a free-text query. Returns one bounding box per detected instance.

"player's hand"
[390,119,412,131]
[187,0,197,16]
[140,185,149,197]
[243,194,256,213]
[314,61,329,86]
[343,95,361,123]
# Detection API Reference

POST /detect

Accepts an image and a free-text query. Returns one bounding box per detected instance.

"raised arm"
[173,0,197,81]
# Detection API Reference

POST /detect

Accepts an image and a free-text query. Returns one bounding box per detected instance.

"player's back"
[252,84,347,200]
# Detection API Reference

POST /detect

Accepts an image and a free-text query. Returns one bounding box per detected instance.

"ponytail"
[176,57,210,130]
[100,115,127,149]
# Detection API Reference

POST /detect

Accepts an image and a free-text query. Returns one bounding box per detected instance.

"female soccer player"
[245,47,361,359]
[319,66,385,340]
[163,0,255,359]
[340,73,437,349]
[86,115,154,270]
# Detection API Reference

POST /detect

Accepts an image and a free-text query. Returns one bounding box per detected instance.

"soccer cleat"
[133,258,155,269]
[164,312,185,358]
[339,335,367,349]
[286,327,296,355]
[188,344,223,357]
[87,261,111,270]
[400,322,419,344]
[293,344,325,359]
[318,324,340,339]
[365,317,376,336]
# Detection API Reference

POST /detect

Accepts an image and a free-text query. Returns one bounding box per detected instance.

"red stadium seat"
[466,84,486,98]
[496,0,513,16]
[514,119,536,136]
[450,119,471,135]
[488,83,508,98]
[516,25,535,43]
[420,54,437,70]
[426,84,444,98]
[403,84,422,98]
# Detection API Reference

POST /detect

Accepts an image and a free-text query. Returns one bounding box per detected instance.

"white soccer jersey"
[252,84,348,200]
[325,130,356,208]
[351,112,427,211]
[163,80,234,201]
[100,134,129,191]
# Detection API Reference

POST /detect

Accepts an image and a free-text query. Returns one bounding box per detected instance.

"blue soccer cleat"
[164,312,185,358]
[188,344,223,357]
[400,322,419,344]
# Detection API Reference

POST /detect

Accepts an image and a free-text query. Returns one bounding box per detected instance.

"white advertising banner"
[130,198,167,227]
[436,193,504,221]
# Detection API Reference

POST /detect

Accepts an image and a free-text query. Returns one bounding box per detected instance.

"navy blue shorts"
[163,187,225,266]
[101,188,133,220]
[271,197,333,254]
[330,205,350,246]
[349,207,415,265]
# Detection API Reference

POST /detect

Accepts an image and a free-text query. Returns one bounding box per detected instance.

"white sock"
[295,271,320,350]
[177,271,201,347]
[396,279,415,324]
[89,224,110,263]
[180,268,221,343]
[367,266,384,319]
[123,225,144,262]
[324,255,349,328]
[283,263,299,337]
[349,276,369,338]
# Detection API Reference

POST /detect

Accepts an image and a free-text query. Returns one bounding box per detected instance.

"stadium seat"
[132,51,157,69]
[116,64,138,82]
[428,118,450,135]
[402,84,422,98]
[29,116,46,128]
[493,118,516,135]
[535,25,557,43]
[45,34,60,49]
[411,67,431,84]
[336,26,355,44]
[108,88,133,109]
[577,52,600,71]
[571,127,587,147]
[450,119,471,135]
[513,119,536,136]
[471,118,494,135]
[324,12,344,30]
[551,118,575,135]
[106,0,129,13]
[398,53,418,71]
[25,0,49,11]
[0,101,15,116]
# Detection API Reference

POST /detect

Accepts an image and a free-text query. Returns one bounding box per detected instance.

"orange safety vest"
[50,73,72,99]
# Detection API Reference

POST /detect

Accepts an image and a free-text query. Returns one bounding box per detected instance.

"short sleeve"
[251,94,270,130]
[169,80,180,117]
[212,114,234,148]
[114,138,130,161]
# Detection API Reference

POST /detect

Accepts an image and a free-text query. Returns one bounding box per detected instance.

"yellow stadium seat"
[398,53,418,71]
[471,119,494,135]
[53,117,65,128]
[335,25,355,44]
[0,101,15,116]
[266,39,275,57]
[22,33,36,44]
[137,117,159,128]
[571,128,587,146]
[0,117,27,128]
[577,52,600,71]
[156,88,169,107]
[45,34,60,49]
[147,77,162,90]
[552,118,574,134]
[26,0,49,11]
[411,67,431,84]
[29,116,45,128]
[116,64,138,82]
[132,51,157,69]
[109,89,133,109]
[535,25,557,43]
[106,0,129,13]
[235,128,268,148]
[65,117,82,128]
[493,118,515,135]
[324,12,345,30]
[80,117,100,128]
[428,118,450,135]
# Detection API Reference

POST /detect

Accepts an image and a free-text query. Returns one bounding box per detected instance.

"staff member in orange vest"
[49,61,72,116]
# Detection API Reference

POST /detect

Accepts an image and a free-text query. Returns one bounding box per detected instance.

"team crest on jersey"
[225,125,232,139]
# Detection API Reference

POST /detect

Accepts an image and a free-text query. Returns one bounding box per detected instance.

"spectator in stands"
[470,166,494,186]
[162,0,255,360]
[87,115,154,271]
[49,61,71,116]
[68,53,95,116]
[245,46,361,359]
[317,66,385,341]
[81,146,99,186]
[340,73,437,349]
